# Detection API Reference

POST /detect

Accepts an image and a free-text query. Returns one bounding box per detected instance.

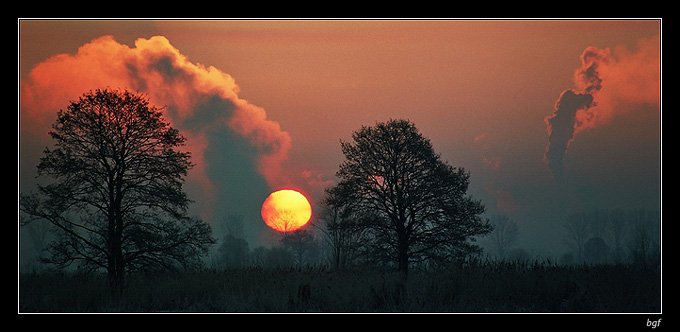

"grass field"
[18,261,660,313]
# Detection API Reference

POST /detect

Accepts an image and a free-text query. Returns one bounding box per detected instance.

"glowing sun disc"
[261,189,312,232]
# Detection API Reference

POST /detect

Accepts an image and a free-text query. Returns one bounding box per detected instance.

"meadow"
[19,260,660,313]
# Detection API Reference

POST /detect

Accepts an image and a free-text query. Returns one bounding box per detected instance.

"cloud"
[483,187,519,214]
[301,170,334,194]
[20,35,295,243]
[573,35,660,133]
[473,133,501,171]
[543,89,594,180]
[543,35,660,180]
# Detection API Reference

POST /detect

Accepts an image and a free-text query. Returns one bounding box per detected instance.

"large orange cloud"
[544,35,660,180]
[20,35,293,220]
[573,35,660,133]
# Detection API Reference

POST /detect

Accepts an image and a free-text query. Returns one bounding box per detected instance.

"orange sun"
[261,189,312,232]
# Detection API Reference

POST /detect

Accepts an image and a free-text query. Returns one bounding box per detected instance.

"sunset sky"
[19,19,661,253]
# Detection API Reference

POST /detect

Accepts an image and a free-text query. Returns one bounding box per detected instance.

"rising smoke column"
[544,89,594,181]
[543,35,660,181]
[20,35,295,242]
[544,46,606,181]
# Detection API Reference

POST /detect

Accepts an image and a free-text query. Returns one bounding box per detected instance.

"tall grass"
[19,260,660,313]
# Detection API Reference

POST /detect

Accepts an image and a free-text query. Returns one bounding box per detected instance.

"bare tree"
[563,213,591,263]
[20,89,215,292]
[267,209,299,233]
[316,204,369,269]
[589,210,610,239]
[20,218,53,272]
[627,209,661,270]
[217,234,249,269]
[487,215,519,260]
[325,119,491,276]
[280,228,319,266]
[222,213,245,239]
[584,236,609,264]
[608,210,629,263]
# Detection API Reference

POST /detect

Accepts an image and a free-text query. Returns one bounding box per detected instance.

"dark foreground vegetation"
[19,260,660,313]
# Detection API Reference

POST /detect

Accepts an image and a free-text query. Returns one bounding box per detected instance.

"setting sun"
[19,19,661,314]
[261,189,312,232]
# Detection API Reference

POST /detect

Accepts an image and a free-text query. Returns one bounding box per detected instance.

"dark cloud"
[203,126,272,244]
[19,35,294,246]
[543,89,593,181]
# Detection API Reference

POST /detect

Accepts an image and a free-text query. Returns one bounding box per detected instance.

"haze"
[19,19,661,264]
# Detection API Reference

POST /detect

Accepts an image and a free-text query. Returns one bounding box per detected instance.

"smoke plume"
[20,35,296,243]
[544,90,594,180]
[544,35,660,180]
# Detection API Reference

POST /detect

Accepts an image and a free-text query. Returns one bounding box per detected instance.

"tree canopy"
[20,89,215,290]
[324,119,491,275]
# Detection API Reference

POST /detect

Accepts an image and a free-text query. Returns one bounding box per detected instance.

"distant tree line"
[561,208,660,268]
[207,213,322,270]
[478,209,660,269]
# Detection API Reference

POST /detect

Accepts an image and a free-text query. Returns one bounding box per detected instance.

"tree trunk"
[397,236,409,278]
[107,196,125,296]
[107,227,125,297]
[109,171,126,297]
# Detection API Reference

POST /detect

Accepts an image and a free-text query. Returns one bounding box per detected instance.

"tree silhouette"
[325,119,491,276]
[20,89,215,292]
[583,236,609,264]
[217,213,248,269]
[316,204,369,269]
[281,210,298,233]
[218,234,249,269]
[488,215,519,260]
[563,213,591,263]
[280,228,319,265]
